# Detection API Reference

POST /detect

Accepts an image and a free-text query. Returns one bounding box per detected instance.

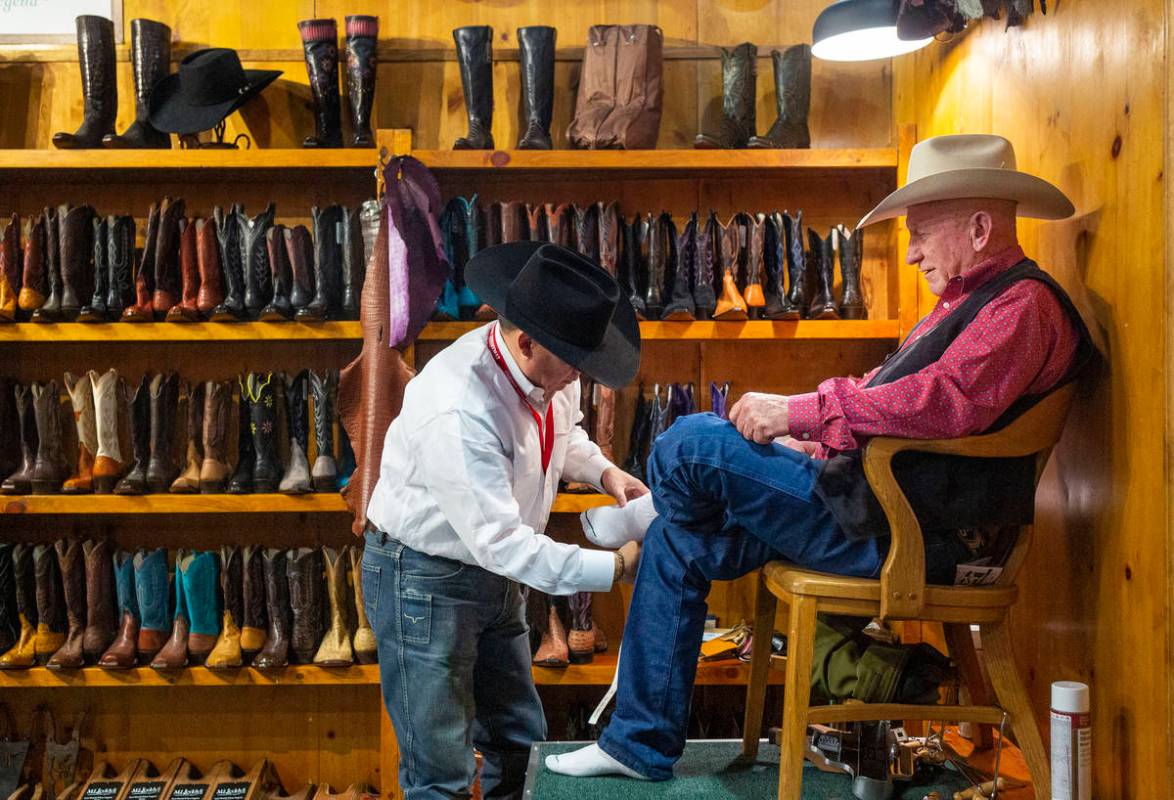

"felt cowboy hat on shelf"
[148,48,282,135]
[857,133,1075,228]
[464,241,641,389]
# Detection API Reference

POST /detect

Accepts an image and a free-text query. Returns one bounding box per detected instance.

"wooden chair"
[741,384,1076,800]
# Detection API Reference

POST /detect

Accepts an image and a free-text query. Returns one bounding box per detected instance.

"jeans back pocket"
[400,591,432,644]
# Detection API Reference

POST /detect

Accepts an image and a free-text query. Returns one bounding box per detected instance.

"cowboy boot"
[145,372,180,493]
[151,551,190,669]
[91,370,125,495]
[517,26,555,149]
[133,547,170,664]
[288,548,324,665]
[102,19,172,149]
[744,213,767,318]
[616,214,645,319]
[807,227,839,320]
[454,197,484,319]
[620,388,648,480]
[31,207,62,322]
[568,25,619,149]
[436,202,465,321]
[575,204,600,262]
[199,380,232,493]
[61,373,96,494]
[298,205,343,321]
[30,381,67,495]
[0,543,15,654]
[236,204,275,319]
[247,373,282,493]
[280,371,312,494]
[711,381,730,419]
[771,211,806,319]
[226,378,255,494]
[341,206,365,319]
[114,375,150,495]
[105,215,136,318]
[210,206,245,321]
[300,19,343,148]
[763,212,787,319]
[284,225,315,316]
[309,370,338,492]
[206,546,243,669]
[663,212,697,320]
[349,548,376,664]
[81,540,116,664]
[32,543,66,665]
[254,549,290,669]
[0,214,19,322]
[639,212,667,318]
[713,216,748,320]
[596,201,620,278]
[567,592,595,664]
[165,218,201,322]
[452,26,494,149]
[98,550,138,669]
[169,381,204,493]
[542,202,571,248]
[195,218,223,317]
[77,216,108,322]
[344,16,378,147]
[836,224,867,319]
[46,540,86,670]
[748,45,811,149]
[532,598,569,667]
[55,205,95,320]
[152,197,184,316]
[694,43,757,149]
[525,203,547,243]
[260,225,292,321]
[692,212,718,320]
[0,545,37,668]
[121,202,159,322]
[314,546,353,667]
[182,549,220,665]
[240,545,267,665]
[18,215,45,315]
[2,385,36,494]
[0,380,16,487]
[52,16,117,149]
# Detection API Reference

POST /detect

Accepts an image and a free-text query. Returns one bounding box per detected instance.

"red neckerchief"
[487,324,555,474]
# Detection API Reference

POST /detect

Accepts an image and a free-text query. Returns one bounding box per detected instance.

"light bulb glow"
[812,25,932,61]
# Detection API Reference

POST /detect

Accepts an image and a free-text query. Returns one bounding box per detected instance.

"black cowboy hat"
[465,242,641,389]
[148,48,282,135]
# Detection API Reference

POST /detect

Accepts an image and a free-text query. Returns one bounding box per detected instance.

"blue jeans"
[597,414,886,780]
[362,531,546,800]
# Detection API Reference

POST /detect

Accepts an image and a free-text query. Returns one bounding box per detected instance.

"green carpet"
[526,740,973,799]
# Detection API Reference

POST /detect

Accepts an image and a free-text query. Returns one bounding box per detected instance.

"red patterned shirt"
[787,245,1080,458]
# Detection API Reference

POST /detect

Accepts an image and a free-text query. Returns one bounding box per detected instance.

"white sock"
[544,744,647,779]
[580,493,658,548]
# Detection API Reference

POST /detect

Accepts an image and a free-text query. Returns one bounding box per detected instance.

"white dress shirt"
[366,322,618,594]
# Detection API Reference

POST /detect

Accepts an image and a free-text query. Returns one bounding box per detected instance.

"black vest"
[814,260,1095,541]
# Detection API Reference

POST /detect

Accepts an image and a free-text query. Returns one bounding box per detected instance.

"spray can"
[1050,681,1091,800]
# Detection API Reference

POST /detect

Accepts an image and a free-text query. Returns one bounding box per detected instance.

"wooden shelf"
[420,319,900,342]
[0,149,378,172]
[412,148,897,173]
[1,491,612,515]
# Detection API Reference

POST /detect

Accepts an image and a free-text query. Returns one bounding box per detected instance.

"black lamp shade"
[812,0,933,61]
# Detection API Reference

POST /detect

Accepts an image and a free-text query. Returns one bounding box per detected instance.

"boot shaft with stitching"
[102,19,172,149]
[52,16,117,149]
[199,380,232,493]
[748,44,812,149]
[287,548,324,665]
[81,540,116,663]
[694,42,757,149]
[46,539,86,670]
[279,370,311,495]
[345,16,379,147]
[254,548,290,669]
[114,374,150,495]
[169,380,204,493]
[299,19,343,148]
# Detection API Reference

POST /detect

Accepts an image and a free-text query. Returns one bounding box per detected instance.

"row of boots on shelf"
[624,381,728,482]
[0,542,376,671]
[0,200,377,324]
[0,370,353,496]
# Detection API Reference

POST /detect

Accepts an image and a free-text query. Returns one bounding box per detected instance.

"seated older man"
[546,134,1094,781]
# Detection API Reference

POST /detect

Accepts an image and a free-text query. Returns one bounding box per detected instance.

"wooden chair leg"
[777,595,817,800]
[742,570,779,758]
[944,622,994,749]
[980,621,1051,800]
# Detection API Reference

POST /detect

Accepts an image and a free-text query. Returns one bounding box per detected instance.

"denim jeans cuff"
[596,733,673,782]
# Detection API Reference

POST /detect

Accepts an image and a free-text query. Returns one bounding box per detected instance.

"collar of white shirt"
[493,321,548,407]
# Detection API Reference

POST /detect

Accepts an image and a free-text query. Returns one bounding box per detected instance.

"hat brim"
[856,168,1075,228]
[464,241,642,389]
[148,69,283,135]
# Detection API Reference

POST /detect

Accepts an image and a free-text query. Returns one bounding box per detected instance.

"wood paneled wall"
[893,2,1168,796]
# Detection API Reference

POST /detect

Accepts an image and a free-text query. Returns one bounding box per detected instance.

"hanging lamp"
[812,0,933,61]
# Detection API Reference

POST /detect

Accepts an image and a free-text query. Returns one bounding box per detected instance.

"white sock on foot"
[580,493,658,548]
[544,744,646,779]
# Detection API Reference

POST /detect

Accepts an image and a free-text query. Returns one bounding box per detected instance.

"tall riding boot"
[169,381,204,493]
[744,214,767,318]
[151,551,190,669]
[165,218,201,322]
[236,204,275,319]
[279,371,312,494]
[2,384,36,494]
[240,545,268,665]
[309,370,338,492]
[92,369,125,494]
[114,375,150,494]
[284,225,315,317]
[748,45,811,149]
[121,202,159,322]
[517,26,556,149]
[255,549,291,669]
[206,546,243,669]
[452,26,495,149]
[349,548,376,664]
[209,205,245,321]
[57,205,96,320]
[567,592,595,664]
[61,372,97,494]
[314,546,353,667]
[199,380,232,493]
[195,218,223,317]
[298,205,343,321]
[299,19,343,148]
[82,540,116,664]
[52,16,117,149]
[643,213,668,318]
[31,207,62,322]
[712,216,748,320]
[105,215,136,318]
[288,548,324,665]
[18,215,46,315]
[0,543,16,654]
[835,224,866,319]
[78,217,108,322]
[151,197,184,316]
[32,543,66,665]
[694,43,757,149]
[226,378,255,494]
[246,373,282,493]
[47,540,86,670]
[663,212,697,320]
[0,545,37,668]
[145,372,180,493]
[806,228,839,320]
[0,214,19,322]
[344,16,378,147]
[30,381,67,495]
[133,547,170,664]
[182,550,220,665]
[260,225,293,321]
[340,207,365,320]
[98,550,138,669]
[103,19,172,149]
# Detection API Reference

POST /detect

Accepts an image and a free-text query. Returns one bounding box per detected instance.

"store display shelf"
[412,148,897,173]
[0,149,378,172]
[422,319,900,342]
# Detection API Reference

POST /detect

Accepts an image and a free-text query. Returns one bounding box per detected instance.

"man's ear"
[516,331,535,359]
[970,211,994,252]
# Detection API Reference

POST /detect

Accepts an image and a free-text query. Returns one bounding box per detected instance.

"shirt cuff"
[577,548,617,592]
[786,392,823,442]
[577,453,614,490]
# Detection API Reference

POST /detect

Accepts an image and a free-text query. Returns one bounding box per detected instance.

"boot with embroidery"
[121,202,159,322]
[145,372,180,493]
[17,214,46,316]
[314,546,353,667]
[806,227,839,320]
[246,373,282,494]
[209,206,245,321]
[279,370,312,494]
[694,43,757,149]
[199,380,232,494]
[32,542,67,666]
[183,549,220,666]
[78,216,108,322]
[30,380,68,495]
[133,547,170,665]
[254,549,290,669]
[195,217,223,317]
[344,16,379,147]
[31,206,62,322]
[0,214,19,322]
[712,216,748,320]
[748,45,811,149]
[662,212,697,320]
[299,19,343,148]
[81,539,116,664]
[151,550,192,670]
[309,370,338,493]
[288,548,324,665]
[744,214,767,318]
[835,224,866,320]
[237,204,275,319]
[105,215,137,319]
[61,372,96,494]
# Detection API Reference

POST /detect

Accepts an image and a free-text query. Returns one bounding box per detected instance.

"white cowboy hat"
[856,134,1074,228]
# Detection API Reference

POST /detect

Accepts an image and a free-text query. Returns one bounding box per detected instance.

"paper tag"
[127,783,167,800]
[169,786,209,800]
[954,564,1003,586]
[82,783,123,800]
[211,783,250,800]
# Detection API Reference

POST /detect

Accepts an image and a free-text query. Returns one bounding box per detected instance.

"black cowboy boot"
[1,384,37,495]
[260,226,292,321]
[806,228,839,320]
[620,389,650,482]
[575,204,599,262]
[0,379,17,485]
[836,224,866,319]
[114,375,150,495]
[57,205,96,321]
[517,26,556,149]
[31,207,62,322]
[763,212,788,319]
[279,371,311,495]
[693,212,718,319]
[254,548,290,669]
[78,217,109,322]
[236,204,275,319]
[226,377,255,494]
[0,543,19,655]
[102,20,172,149]
[641,213,667,319]
[621,213,647,319]
[344,16,378,147]
[341,206,365,320]
[104,216,136,318]
[749,45,811,149]
[210,205,245,321]
[298,205,343,321]
[663,212,697,320]
[299,19,343,148]
[246,373,282,494]
[52,16,117,149]
[309,370,338,492]
[145,372,180,493]
[452,26,495,149]
[773,211,807,320]
[152,196,184,317]
[694,43,757,149]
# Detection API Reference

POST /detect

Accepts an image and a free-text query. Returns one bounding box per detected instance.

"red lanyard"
[487,324,555,474]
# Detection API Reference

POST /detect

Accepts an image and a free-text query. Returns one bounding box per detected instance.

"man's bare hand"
[776,435,820,456]
[618,541,641,583]
[728,392,790,444]
[601,467,648,507]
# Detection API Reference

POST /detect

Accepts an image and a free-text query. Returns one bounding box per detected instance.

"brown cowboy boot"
[712,216,748,320]
[240,545,267,665]
[58,205,96,320]
[284,225,315,317]
[30,381,68,495]
[288,548,324,665]
[17,215,45,315]
[532,596,569,667]
[195,218,223,317]
[121,202,160,322]
[166,218,201,321]
[314,546,354,667]
[568,26,620,149]
[81,539,117,664]
[97,550,138,669]
[198,380,232,493]
[260,225,293,321]
[169,381,204,493]
[152,551,191,669]
[46,539,86,670]
[61,372,97,494]
[744,213,767,318]
[254,549,291,669]
[0,213,20,322]
[349,547,376,664]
